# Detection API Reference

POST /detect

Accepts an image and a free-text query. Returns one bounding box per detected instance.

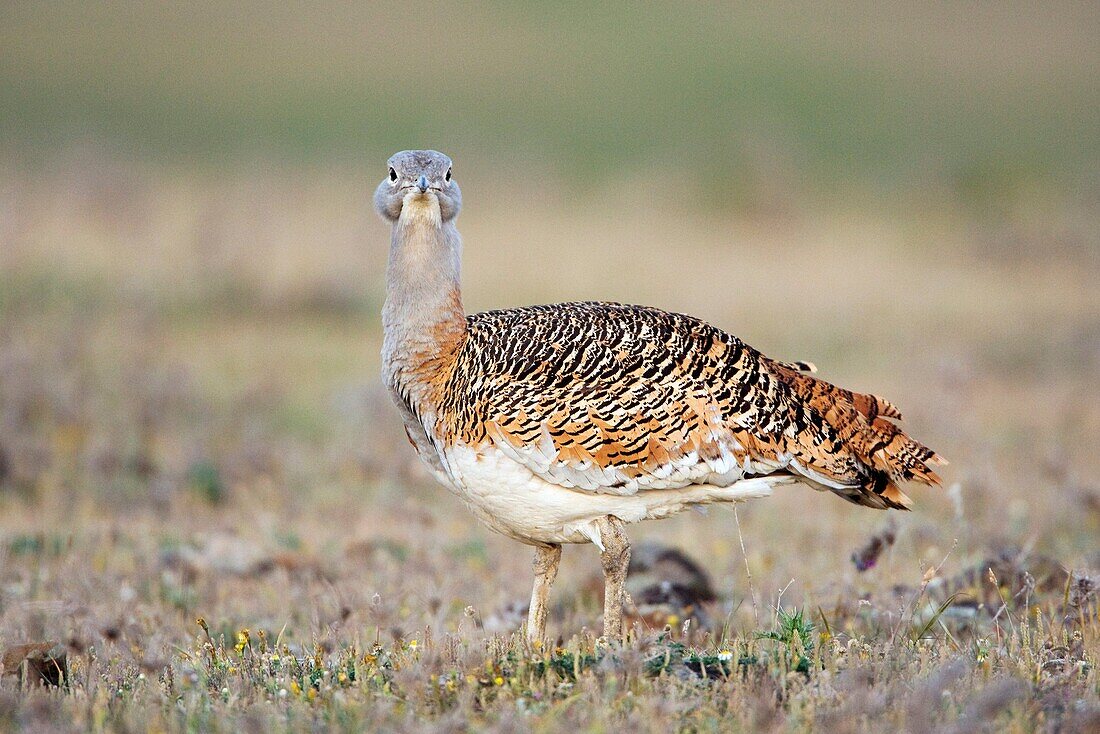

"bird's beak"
[417,175,429,193]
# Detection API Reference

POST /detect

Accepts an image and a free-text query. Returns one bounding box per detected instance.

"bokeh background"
[0,2,1098,730]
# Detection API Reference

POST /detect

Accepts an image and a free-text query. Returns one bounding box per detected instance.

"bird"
[375,149,946,643]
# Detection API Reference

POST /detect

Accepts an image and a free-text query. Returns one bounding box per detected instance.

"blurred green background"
[3,1,1098,208]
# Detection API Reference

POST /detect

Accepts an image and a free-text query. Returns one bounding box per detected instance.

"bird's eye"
[388,167,398,183]
[445,168,452,182]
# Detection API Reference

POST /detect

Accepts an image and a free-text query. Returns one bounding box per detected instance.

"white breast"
[434,443,783,546]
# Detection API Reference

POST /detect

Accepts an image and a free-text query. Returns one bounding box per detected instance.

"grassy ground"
[0,160,1097,731]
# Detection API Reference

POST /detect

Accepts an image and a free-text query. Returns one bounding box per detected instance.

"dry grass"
[0,160,1098,731]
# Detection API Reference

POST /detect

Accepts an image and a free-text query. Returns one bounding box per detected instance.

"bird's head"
[374,150,461,224]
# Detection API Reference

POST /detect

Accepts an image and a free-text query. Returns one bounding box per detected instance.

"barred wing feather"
[435,302,944,509]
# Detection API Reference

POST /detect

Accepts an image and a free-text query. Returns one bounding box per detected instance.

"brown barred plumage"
[426,302,943,510]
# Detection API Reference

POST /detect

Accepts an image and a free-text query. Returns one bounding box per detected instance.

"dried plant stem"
[733,505,760,626]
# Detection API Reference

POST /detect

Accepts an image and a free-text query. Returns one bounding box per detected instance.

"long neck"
[381,197,466,395]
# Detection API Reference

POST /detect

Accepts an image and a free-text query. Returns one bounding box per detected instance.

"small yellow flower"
[235,629,251,654]
[337,672,348,684]
[307,688,317,702]
[290,681,301,695]
[408,640,418,650]
[666,614,680,627]
[494,676,504,686]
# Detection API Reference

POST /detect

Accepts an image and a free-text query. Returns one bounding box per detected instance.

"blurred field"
[1,2,1099,732]
[3,2,1099,202]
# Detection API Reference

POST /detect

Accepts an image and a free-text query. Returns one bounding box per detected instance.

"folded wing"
[438,302,944,509]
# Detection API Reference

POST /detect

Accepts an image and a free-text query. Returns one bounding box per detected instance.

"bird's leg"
[525,544,562,643]
[595,515,631,641]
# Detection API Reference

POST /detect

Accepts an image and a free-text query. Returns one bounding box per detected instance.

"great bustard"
[375,150,945,642]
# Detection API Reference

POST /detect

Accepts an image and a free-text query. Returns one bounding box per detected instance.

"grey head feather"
[374,150,461,222]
